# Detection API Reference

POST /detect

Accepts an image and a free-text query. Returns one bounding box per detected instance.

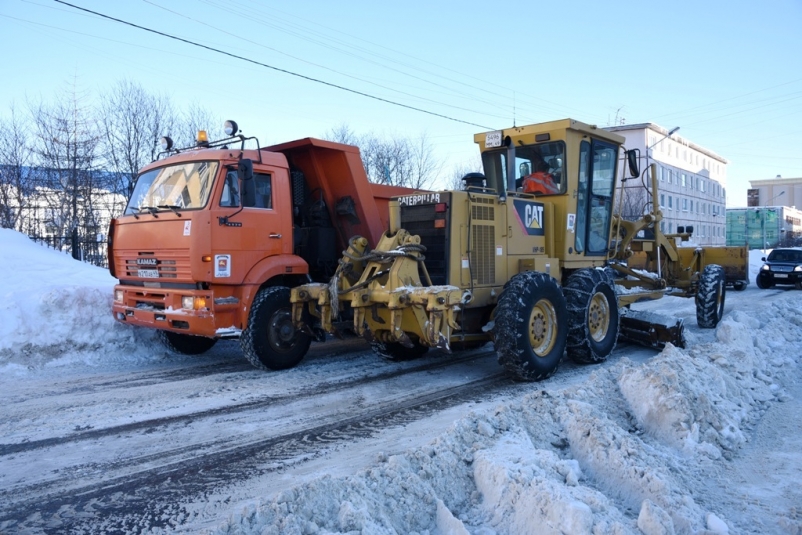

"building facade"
[747,176,802,209]
[605,123,728,246]
[726,205,802,249]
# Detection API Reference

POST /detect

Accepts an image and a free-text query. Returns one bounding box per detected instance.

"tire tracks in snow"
[1,366,516,533]
[0,348,495,457]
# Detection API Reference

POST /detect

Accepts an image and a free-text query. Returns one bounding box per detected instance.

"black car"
[756,248,802,289]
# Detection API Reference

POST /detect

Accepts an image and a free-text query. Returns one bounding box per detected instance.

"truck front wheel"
[241,286,311,370]
[494,271,568,381]
[158,331,217,355]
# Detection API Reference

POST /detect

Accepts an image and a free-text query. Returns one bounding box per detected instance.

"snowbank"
[0,229,158,371]
[210,294,801,535]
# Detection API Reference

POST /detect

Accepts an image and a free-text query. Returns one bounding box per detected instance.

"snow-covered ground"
[1,228,800,535]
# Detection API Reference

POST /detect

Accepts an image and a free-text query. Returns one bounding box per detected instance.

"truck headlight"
[182,296,195,310]
[114,290,123,302]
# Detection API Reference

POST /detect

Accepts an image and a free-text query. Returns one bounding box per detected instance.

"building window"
[660,193,665,207]
[668,196,673,209]
[681,174,686,187]
[659,166,664,181]
[682,198,688,211]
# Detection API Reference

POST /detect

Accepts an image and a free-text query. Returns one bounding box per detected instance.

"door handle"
[269,233,282,239]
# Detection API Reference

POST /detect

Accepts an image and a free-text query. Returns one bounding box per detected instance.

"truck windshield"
[125,161,218,215]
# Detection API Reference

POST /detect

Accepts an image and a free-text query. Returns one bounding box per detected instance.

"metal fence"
[27,233,109,269]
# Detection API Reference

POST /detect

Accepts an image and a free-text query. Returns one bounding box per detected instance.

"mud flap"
[618,309,686,349]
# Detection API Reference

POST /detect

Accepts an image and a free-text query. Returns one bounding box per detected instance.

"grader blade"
[619,309,686,349]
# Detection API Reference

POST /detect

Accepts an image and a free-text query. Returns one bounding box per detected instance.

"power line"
[53,0,495,130]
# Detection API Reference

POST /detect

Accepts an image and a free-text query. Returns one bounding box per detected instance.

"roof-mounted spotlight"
[160,136,174,151]
[224,120,239,136]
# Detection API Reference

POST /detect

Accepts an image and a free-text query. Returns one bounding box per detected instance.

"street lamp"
[762,191,785,253]
[647,126,680,155]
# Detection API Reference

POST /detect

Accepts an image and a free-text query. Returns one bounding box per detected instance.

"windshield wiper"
[157,204,183,216]
[137,206,159,218]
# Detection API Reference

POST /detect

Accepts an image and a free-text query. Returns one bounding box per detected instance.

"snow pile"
[209,296,800,534]
[0,229,157,370]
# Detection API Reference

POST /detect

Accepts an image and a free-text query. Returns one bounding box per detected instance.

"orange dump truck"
[110,124,416,370]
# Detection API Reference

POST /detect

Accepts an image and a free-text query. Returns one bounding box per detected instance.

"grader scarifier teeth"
[290,230,469,351]
[618,309,686,349]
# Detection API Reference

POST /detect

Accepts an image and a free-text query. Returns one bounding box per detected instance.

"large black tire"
[240,286,311,370]
[696,265,726,328]
[755,273,772,289]
[494,271,568,381]
[564,268,620,364]
[370,336,429,361]
[158,330,217,355]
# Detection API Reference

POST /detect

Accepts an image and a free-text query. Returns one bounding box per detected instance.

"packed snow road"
[1,240,800,535]
[3,317,668,533]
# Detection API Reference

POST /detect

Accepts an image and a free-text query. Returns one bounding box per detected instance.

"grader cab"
[291,119,730,381]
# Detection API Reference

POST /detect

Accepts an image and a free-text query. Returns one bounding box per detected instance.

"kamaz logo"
[137,258,158,265]
[512,199,545,236]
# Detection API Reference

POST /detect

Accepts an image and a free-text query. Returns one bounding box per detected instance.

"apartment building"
[606,123,728,246]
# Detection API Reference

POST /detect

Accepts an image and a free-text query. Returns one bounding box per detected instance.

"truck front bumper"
[111,284,242,338]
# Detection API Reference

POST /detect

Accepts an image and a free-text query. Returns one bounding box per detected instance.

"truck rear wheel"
[241,286,311,370]
[494,271,568,381]
[564,268,619,364]
[158,330,217,355]
[696,265,726,328]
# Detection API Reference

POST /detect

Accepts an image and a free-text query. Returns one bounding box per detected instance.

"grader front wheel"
[564,268,620,364]
[494,271,568,381]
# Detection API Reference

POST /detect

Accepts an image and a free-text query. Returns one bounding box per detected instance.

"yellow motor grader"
[290,119,738,381]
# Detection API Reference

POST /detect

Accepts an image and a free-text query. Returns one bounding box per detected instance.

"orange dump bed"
[265,138,419,248]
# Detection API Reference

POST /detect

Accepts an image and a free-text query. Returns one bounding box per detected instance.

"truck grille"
[400,203,448,285]
[118,250,192,281]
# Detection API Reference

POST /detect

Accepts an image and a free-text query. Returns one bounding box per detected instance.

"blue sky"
[2,0,801,204]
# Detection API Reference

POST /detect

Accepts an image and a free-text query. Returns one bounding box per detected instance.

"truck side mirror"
[626,149,640,178]
[238,159,256,207]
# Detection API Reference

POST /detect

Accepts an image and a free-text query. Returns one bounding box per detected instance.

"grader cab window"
[516,141,565,196]
[575,140,618,255]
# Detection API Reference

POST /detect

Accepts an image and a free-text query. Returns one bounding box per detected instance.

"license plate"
[485,131,502,148]
[138,269,159,278]
[774,273,788,278]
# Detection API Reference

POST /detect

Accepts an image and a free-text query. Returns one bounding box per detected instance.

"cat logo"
[512,199,545,236]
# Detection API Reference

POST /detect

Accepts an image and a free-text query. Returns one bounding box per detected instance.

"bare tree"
[618,185,650,221]
[326,123,361,146]
[325,126,441,189]
[405,132,442,190]
[176,103,223,148]
[0,104,33,229]
[29,84,103,249]
[99,80,176,202]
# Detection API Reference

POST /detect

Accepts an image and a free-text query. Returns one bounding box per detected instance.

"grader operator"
[290,119,729,381]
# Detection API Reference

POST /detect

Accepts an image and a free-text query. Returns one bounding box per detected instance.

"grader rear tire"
[494,271,568,381]
[564,268,619,364]
[696,265,726,328]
